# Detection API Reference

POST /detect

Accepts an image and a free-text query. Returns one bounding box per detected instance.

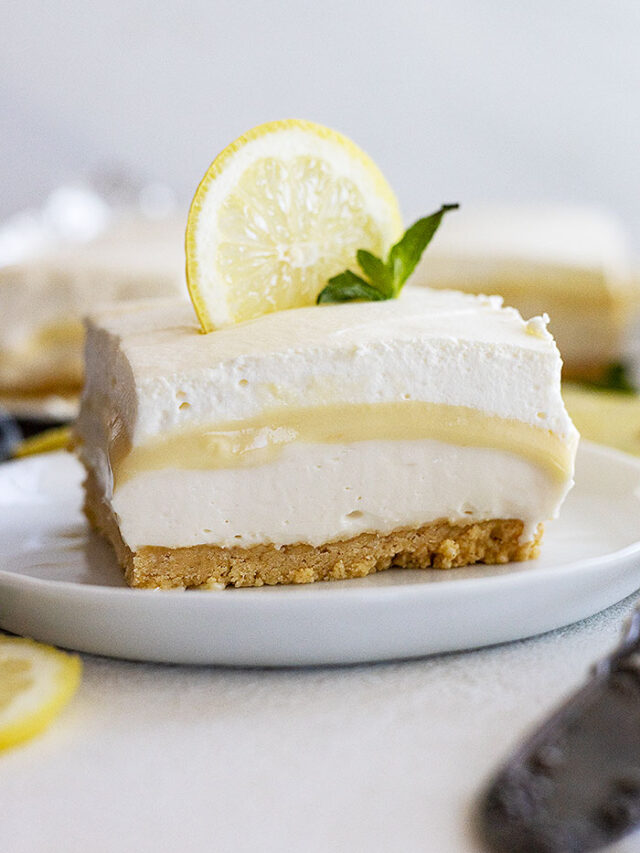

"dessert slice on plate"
[75,120,579,589]
[77,288,578,589]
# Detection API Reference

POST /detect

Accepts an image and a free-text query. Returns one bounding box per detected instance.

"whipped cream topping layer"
[77,287,579,550]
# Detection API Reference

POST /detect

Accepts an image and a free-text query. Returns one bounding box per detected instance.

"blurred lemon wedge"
[186,119,402,331]
[562,384,640,456]
[13,425,72,458]
[0,635,81,751]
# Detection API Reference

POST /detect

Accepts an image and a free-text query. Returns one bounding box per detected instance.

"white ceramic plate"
[1,442,639,666]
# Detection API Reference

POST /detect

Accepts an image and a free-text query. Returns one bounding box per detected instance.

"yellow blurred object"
[13,425,73,458]
[562,384,640,456]
[0,635,81,751]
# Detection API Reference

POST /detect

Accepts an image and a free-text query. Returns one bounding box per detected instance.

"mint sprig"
[317,203,458,304]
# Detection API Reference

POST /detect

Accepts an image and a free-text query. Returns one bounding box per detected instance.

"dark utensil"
[0,408,22,461]
[0,407,71,462]
[480,608,640,852]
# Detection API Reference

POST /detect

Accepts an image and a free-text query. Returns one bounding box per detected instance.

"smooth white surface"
[0,442,639,666]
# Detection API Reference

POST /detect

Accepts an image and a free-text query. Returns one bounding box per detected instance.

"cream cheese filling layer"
[113,400,576,488]
[109,439,573,550]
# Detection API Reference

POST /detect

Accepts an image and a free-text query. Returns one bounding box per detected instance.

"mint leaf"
[387,204,458,294]
[317,270,387,303]
[317,203,458,305]
[357,250,393,297]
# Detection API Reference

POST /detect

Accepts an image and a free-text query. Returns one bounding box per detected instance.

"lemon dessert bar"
[413,205,639,380]
[77,288,578,589]
[76,120,579,589]
[0,213,184,398]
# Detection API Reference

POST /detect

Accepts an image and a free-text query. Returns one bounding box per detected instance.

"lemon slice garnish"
[186,119,402,331]
[0,635,81,751]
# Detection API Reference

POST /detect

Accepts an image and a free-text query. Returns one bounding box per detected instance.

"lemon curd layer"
[76,287,578,550]
[114,401,575,487]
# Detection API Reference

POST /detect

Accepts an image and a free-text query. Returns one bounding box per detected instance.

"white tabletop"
[4,592,640,853]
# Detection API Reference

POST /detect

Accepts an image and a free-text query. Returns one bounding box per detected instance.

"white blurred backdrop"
[2,0,639,247]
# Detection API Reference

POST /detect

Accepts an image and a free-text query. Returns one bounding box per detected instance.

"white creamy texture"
[80,287,574,443]
[112,440,570,549]
[77,286,578,549]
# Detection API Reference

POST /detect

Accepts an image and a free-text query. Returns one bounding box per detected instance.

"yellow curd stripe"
[13,426,73,458]
[114,402,574,487]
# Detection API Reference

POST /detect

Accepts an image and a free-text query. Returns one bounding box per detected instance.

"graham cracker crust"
[83,469,542,589]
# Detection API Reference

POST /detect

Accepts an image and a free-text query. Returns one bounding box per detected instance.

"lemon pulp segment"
[217,156,387,321]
